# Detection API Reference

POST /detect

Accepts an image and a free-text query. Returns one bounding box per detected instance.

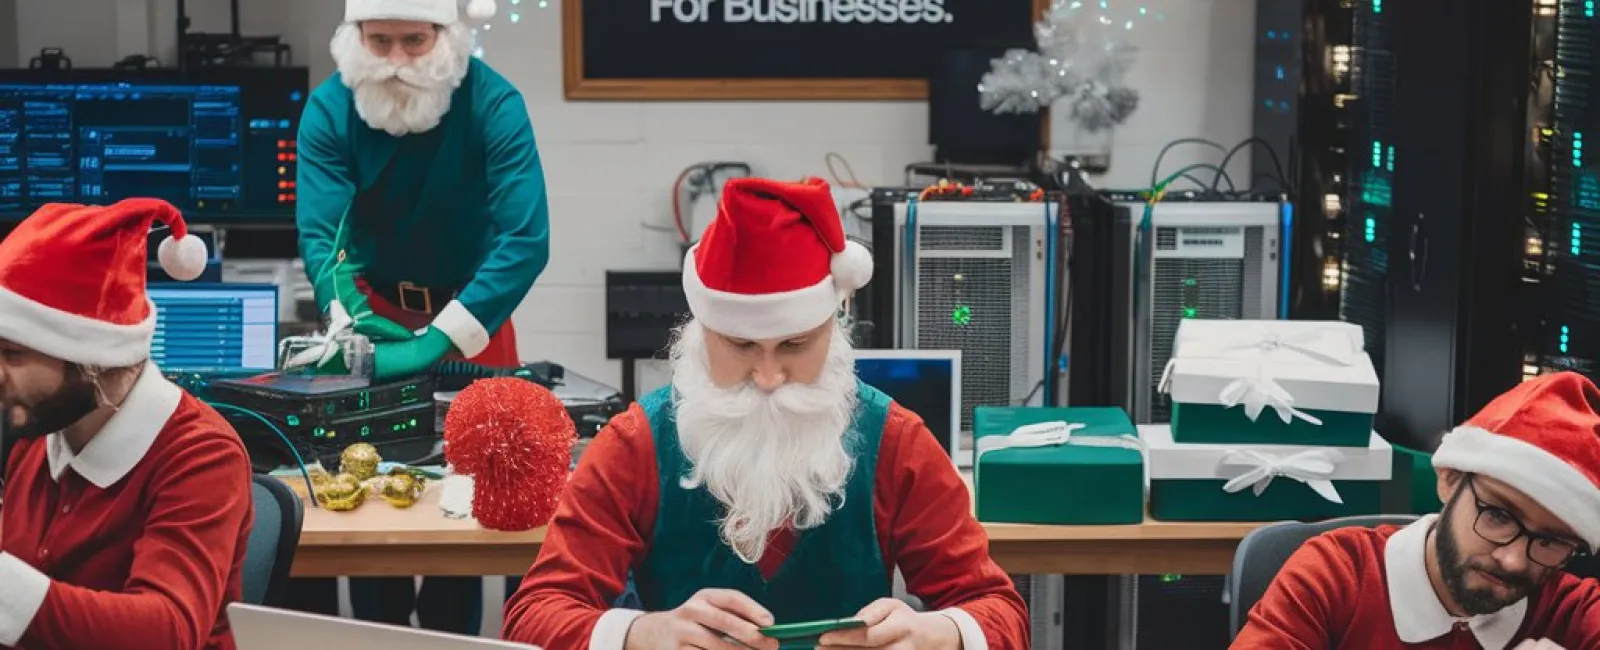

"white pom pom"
[831,240,874,295]
[466,0,496,21]
[157,235,209,282]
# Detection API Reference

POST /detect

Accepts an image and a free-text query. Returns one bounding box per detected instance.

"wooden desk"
[290,484,1262,578]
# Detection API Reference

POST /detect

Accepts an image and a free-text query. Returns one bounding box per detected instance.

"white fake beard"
[669,319,860,565]
[331,22,474,137]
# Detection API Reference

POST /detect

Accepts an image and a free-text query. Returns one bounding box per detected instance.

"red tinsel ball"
[444,378,575,531]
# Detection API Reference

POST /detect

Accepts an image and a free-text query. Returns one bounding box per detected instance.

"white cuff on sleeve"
[432,299,494,359]
[0,552,50,646]
[938,607,988,650]
[588,608,646,650]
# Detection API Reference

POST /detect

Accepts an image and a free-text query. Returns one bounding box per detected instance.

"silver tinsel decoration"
[979,0,1153,133]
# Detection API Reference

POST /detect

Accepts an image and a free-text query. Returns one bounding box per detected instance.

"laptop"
[228,603,540,649]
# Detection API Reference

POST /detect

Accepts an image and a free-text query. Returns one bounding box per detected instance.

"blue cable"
[1042,199,1058,405]
[207,401,320,508]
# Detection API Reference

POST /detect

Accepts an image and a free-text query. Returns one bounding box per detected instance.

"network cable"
[207,401,320,508]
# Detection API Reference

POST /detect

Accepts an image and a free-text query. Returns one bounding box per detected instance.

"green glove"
[322,264,415,342]
[373,326,455,381]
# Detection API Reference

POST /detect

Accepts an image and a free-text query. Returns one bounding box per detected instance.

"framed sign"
[562,0,1049,100]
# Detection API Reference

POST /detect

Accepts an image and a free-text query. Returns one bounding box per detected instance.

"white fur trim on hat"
[465,0,496,20]
[831,239,874,294]
[0,287,156,368]
[157,235,209,281]
[1433,425,1600,548]
[345,0,458,25]
[682,245,842,341]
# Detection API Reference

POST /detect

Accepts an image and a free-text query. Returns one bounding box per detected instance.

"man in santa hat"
[289,0,548,631]
[297,0,546,377]
[0,199,254,650]
[1235,372,1600,649]
[502,177,1029,650]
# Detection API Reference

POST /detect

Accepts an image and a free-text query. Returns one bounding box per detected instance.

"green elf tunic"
[295,58,550,358]
[633,381,892,620]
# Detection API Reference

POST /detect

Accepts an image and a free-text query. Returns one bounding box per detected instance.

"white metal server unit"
[886,200,1061,467]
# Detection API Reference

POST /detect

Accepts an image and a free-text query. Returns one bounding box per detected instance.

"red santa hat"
[345,0,497,24]
[0,199,208,368]
[1432,371,1600,547]
[682,177,873,341]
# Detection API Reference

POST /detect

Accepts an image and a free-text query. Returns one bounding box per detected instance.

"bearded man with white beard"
[286,0,550,635]
[502,178,1030,650]
[296,0,549,380]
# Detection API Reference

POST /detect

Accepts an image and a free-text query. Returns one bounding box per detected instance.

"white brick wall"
[15,0,1258,392]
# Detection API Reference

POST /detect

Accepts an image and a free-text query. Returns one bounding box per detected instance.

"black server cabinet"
[1378,0,1530,449]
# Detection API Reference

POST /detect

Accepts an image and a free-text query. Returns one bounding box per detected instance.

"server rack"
[1371,0,1530,449]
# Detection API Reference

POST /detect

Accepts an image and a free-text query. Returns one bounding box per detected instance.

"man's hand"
[373,327,454,381]
[1513,641,1566,650]
[623,588,779,650]
[817,599,961,650]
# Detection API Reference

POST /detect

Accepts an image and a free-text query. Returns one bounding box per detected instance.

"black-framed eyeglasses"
[1465,476,1589,569]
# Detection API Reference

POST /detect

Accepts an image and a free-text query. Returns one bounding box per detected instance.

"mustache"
[1465,559,1535,590]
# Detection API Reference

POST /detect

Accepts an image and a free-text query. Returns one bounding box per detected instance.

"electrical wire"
[1212,137,1292,193]
[670,166,696,243]
[825,152,865,189]
[1151,138,1229,188]
[207,401,320,507]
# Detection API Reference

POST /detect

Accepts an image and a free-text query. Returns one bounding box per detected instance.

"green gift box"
[1164,352,1380,448]
[1393,444,1442,515]
[1142,424,1392,522]
[973,406,1144,525]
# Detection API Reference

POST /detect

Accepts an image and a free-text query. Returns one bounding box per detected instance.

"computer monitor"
[853,349,964,466]
[228,603,536,650]
[0,67,309,223]
[148,283,278,372]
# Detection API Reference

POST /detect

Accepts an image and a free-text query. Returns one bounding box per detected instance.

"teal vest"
[633,381,893,621]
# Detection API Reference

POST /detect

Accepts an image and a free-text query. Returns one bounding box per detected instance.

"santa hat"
[682,177,873,341]
[0,199,208,368]
[345,0,497,24]
[1433,372,1600,548]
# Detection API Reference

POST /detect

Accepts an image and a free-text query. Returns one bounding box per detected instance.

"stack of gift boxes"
[972,318,1403,526]
[1147,319,1388,521]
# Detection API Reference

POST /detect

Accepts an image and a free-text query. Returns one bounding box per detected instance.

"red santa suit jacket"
[1234,514,1600,648]
[0,365,254,650]
[502,401,1030,650]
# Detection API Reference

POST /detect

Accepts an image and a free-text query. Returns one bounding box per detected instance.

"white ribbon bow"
[1218,448,1345,504]
[1217,372,1324,426]
[976,421,1149,488]
[282,301,357,371]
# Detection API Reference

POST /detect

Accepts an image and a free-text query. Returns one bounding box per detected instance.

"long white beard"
[669,319,860,565]
[331,22,474,137]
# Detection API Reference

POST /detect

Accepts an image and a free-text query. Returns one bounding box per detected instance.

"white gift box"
[1160,319,1380,423]
[1165,354,1381,415]
[1140,423,1392,498]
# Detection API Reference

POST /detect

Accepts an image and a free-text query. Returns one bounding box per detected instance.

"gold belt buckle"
[396,281,433,315]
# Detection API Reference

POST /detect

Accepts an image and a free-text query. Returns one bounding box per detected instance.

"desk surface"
[291,482,1262,577]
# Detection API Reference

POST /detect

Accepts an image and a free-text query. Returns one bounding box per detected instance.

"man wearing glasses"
[1235,371,1600,649]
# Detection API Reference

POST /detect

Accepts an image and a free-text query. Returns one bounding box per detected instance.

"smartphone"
[759,618,866,639]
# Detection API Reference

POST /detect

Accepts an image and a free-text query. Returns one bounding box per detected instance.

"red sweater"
[502,401,1030,650]
[0,367,254,650]
[1234,515,1600,649]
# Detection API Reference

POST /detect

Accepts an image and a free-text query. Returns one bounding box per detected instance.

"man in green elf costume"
[287,0,550,634]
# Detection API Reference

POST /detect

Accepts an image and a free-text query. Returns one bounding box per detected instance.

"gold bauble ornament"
[314,472,367,511]
[340,443,382,481]
[379,469,425,508]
